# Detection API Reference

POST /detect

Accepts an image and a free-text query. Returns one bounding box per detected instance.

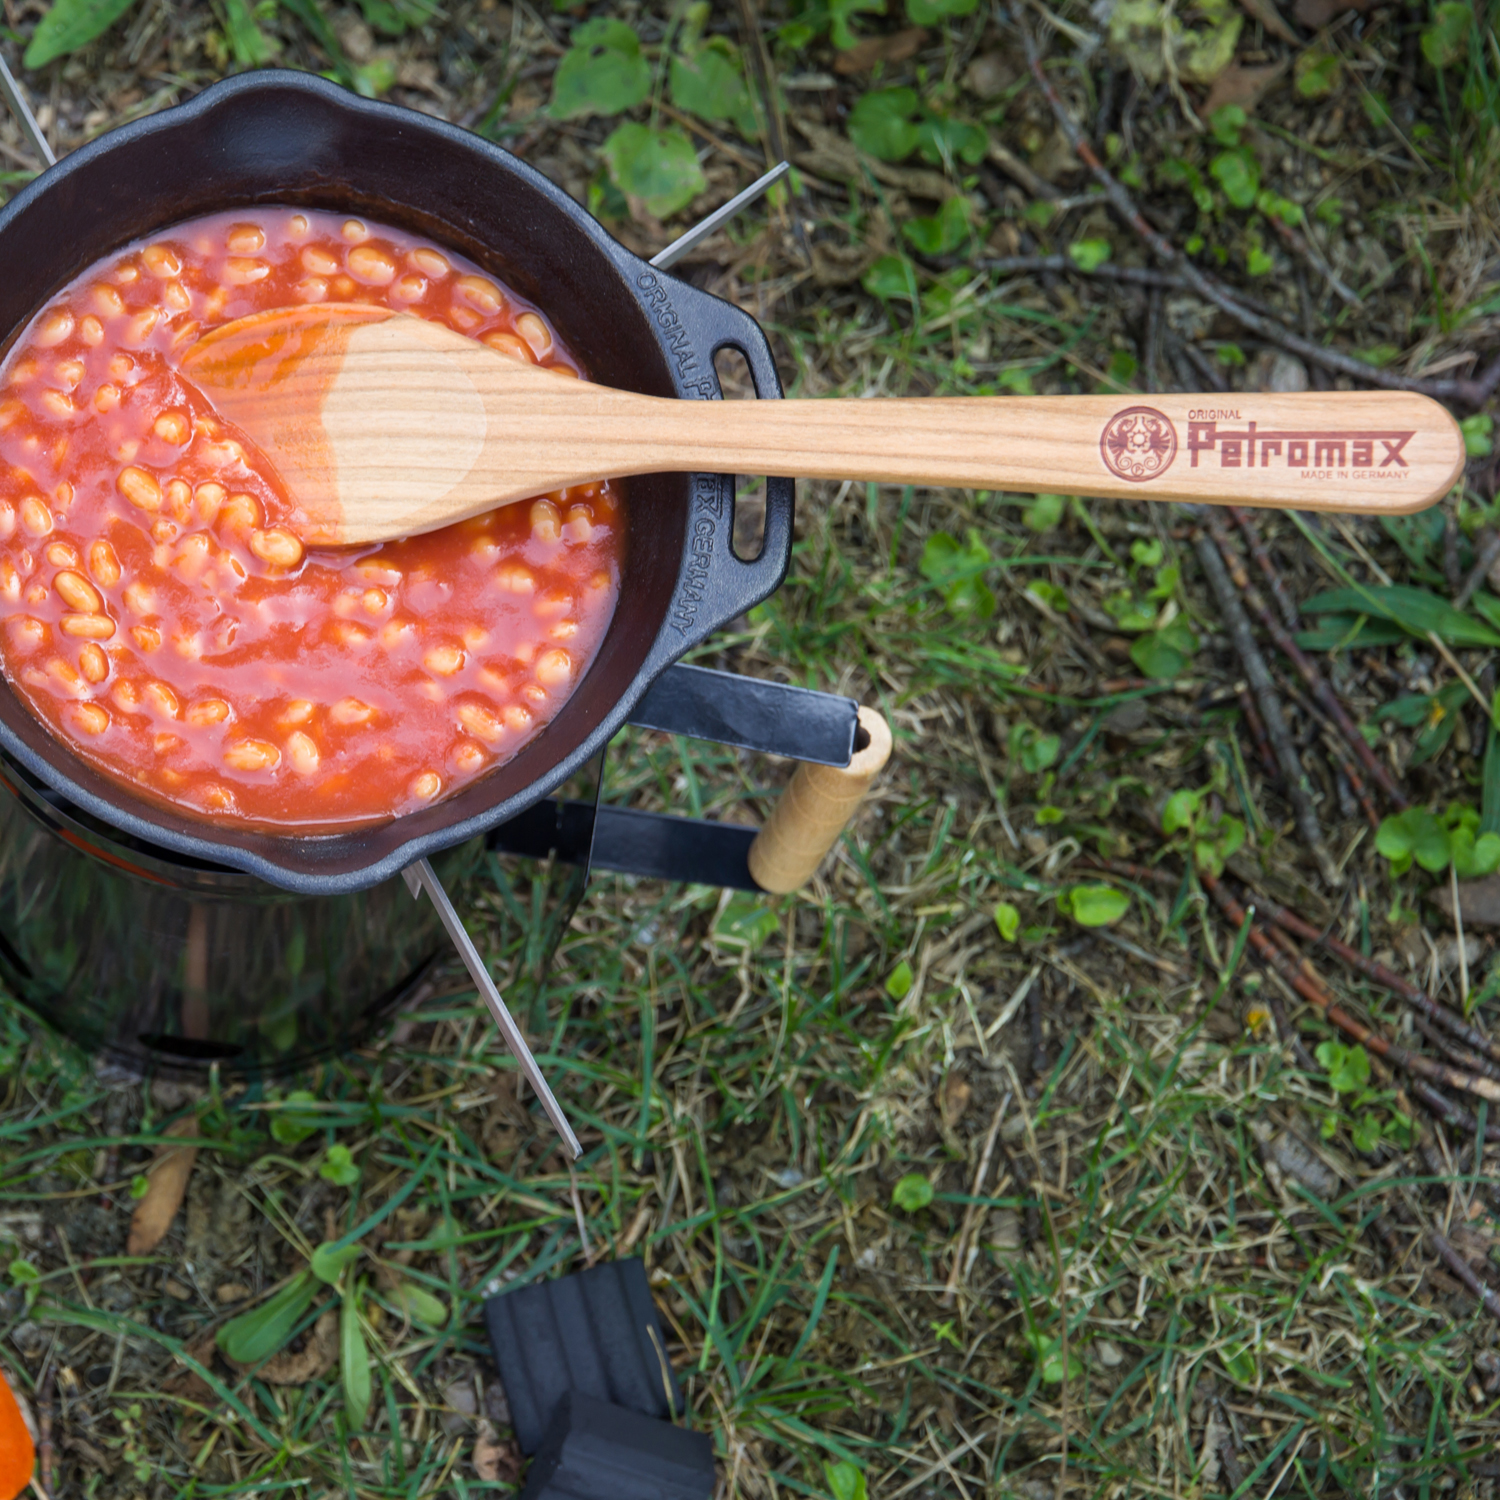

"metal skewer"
[650,159,789,271]
[403,857,582,1159]
[0,52,55,169]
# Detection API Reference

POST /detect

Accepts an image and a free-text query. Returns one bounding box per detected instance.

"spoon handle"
[630,389,1462,515]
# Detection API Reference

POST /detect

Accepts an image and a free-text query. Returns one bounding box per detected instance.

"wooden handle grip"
[748,707,893,894]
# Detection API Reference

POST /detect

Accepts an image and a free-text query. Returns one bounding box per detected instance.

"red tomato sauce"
[0,208,623,831]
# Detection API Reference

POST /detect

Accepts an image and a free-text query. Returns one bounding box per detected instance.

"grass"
[2,0,1500,1494]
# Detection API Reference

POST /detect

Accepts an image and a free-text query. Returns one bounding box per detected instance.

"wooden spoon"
[180,303,1466,546]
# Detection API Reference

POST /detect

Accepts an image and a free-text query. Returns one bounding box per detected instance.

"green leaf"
[1130,618,1198,679]
[902,196,970,256]
[221,0,280,65]
[1246,244,1274,276]
[1058,884,1129,927]
[863,252,919,302]
[270,1090,322,1146]
[1221,1342,1256,1384]
[907,0,975,18]
[920,529,995,618]
[129,1173,151,1200]
[550,18,651,120]
[24,0,140,67]
[353,58,397,99]
[1161,787,1201,834]
[217,1273,318,1365]
[1023,1329,1083,1382]
[713,892,780,953]
[1067,238,1112,272]
[994,902,1021,942]
[1302,586,1500,649]
[1295,47,1342,98]
[825,1460,869,1500]
[914,113,987,167]
[1461,413,1494,458]
[1209,103,1245,146]
[1024,493,1066,532]
[9,1258,39,1287]
[600,123,706,218]
[1351,1112,1382,1153]
[1451,825,1500,879]
[848,87,922,162]
[670,37,758,139]
[1315,1040,1371,1094]
[1421,1,1471,69]
[1376,808,1451,874]
[387,1281,448,1326]
[885,959,914,1000]
[1009,721,1060,774]
[829,0,886,49]
[341,1283,372,1431]
[1027,580,1069,612]
[311,1241,362,1286]
[319,1143,361,1187]
[1210,147,1260,209]
[891,1173,934,1211]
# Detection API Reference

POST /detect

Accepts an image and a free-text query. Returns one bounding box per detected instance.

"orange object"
[0,1367,35,1500]
[0,207,622,831]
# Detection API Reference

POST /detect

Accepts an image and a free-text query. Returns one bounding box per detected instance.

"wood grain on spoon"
[180,304,1466,546]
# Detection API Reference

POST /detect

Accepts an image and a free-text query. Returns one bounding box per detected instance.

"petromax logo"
[1100,406,1178,482]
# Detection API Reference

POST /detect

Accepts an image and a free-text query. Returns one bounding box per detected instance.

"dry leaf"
[162,1327,219,1403]
[473,1418,521,1484]
[939,1072,972,1128]
[834,26,927,74]
[1202,59,1287,115]
[255,1310,338,1386]
[126,1116,200,1257]
[1234,0,1298,42]
[1292,0,1377,27]
[1430,873,1500,928]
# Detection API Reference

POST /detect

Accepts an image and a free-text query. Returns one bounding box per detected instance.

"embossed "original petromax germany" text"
[671,474,724,633]
[1188,419,1415,472]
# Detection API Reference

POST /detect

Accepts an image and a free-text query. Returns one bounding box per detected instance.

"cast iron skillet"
[0,70,793,894]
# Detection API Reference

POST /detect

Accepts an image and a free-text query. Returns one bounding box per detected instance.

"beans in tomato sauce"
[0,208,623,830]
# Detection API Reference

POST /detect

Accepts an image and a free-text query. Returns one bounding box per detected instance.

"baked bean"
[70,703,109,735]
[342,219,369,242]
[331,697,377,726]
[535,648,573,687]
[39,391,75,419]
[461,625,489,651]
[224,258,270,285]
[93,285,125,316]
[250,528,304,569]
[124,309,159,344]
[123,580,154,615]
[154,411,190,445]
[225,738,279,770]
[549,619,579,641]
[410,771,441,800]
[515,312,552,357]
[277,699,314,727]
[62,614,116,639]
[78,643,108,682]
[456,274,504,314]
[154,732,182,756]
[55,570,102,613]
[164,282,192,313]
[449,305,481,332]
[565,505,593,543]
[302,246,339,276]
[502,704,533,732]
[111,679,139,710]
[145,681,180,718]
[130,625,161,652]
[392,274,427,302]
[112,262,140,284]
[289,215,310,237]
[23,584,46,606]
[194,483,225,524]
[187,698,230,727]
[520,682,547,706]
[35,310,74,348]
[530,499,561,543]
[79,315,104,346]
[482,332,532,362]
[348,245,397,284]
[164,480,192,520]
[218,492,262,534]
[94,384,120,414]
[7,616,45,650]
[45,542,77,568]
[143,244,183,278]
[333,621,372,647]
[88,539,121,586]
[287,731,320,775]
[20,496,52,535]
[410,248,450,278]
[534,586,572,618]
[118,467,162,512]
[174,533,211,578]
[295,277,329,302]
[457,701,504,744]
[226,224,265,254]
[331,275,356,299]
[56,358,85,389]
[452,740,485,773]
[424,643,464,676]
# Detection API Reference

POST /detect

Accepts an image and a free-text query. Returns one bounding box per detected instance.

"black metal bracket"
[485,663,857,890]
